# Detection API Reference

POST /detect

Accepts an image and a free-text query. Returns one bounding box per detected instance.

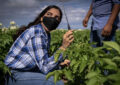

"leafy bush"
[0,29,17,85]
[0,28,120,85]
[47,29,120,85]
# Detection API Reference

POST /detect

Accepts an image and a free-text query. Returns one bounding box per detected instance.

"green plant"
[0,29,17,85]
[0,27,120,85]
[46,30,120,85]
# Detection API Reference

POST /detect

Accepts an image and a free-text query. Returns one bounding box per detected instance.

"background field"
[0,24,120,85]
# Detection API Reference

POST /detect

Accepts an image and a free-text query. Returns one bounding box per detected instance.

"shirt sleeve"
[31,35,63,74]
[5,29,30,67]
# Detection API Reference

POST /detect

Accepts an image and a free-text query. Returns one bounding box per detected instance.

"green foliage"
[47,29,120,85]
[115,30,120,45]
[54,49,65,62]
[0,29,17,85]
[1,28,120,85]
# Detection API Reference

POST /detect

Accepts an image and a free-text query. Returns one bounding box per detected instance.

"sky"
[0,0,119,29]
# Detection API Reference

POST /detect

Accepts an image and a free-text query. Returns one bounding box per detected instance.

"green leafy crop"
[47,29,120,85]
[0,28,120,85]
[0,29,17,85]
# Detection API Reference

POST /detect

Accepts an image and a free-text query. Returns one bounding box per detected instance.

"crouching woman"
[4,5,74,85]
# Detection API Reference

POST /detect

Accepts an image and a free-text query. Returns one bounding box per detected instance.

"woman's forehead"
[47,8,60,16]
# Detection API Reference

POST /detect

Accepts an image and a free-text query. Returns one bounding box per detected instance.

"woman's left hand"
[60,59,70,67]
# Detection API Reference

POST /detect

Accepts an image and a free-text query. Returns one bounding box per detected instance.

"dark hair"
[13,5,63,41]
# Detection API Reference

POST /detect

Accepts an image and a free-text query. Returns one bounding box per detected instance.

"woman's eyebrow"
[47,11,60,18]
[47,12,52,15]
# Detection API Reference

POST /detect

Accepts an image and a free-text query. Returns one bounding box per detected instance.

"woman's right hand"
[60,30,74,50]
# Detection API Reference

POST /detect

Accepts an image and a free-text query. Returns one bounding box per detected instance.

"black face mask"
[43,16,60,31]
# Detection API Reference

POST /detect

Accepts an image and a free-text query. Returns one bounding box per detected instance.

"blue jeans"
[90,25,117,47]
[6,70,64,85]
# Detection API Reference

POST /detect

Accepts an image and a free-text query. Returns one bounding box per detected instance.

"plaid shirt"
[5,24,63,74]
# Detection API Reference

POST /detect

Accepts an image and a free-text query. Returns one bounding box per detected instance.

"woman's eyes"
[46,12,60,21]
[55,16,60,21]
[47,12,52,16]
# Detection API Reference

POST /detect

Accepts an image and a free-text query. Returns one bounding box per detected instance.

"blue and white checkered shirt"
[5,24,63,74]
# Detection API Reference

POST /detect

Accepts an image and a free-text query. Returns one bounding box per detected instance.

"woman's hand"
[60,59,70,71]
[60,30,74,50]
[60,59,70,67]
[60,59,70,83]
[62,75,68,84]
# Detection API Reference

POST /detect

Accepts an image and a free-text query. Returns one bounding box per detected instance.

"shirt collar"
[38,24,51,39]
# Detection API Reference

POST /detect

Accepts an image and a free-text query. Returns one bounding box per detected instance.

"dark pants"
[90,25,117,47]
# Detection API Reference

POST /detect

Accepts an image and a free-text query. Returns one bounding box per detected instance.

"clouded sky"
[0,0,119,29]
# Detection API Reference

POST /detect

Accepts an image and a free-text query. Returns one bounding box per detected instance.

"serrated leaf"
[85,71,98,79]
[104,65,117,70]
[88,60,95,71]
[102,58,117,67]
[112,56,120,61]
[54,49,64,62]
[103,41,120,54]
[107,74,120,81]
[46,71,55,80]
[80,60,87,73]
[64,70,73,81]
[73,62,80,73]
[83,55,88,60]
[70,59,76,67]
[54,71,59,85]
[93,47,104,53]
[86,77,98,85]
[100,77,107,83]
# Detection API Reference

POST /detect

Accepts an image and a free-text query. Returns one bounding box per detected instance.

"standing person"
[5,5,74,85]
[83,0,120,47]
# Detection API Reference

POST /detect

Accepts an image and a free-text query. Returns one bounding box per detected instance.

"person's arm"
[5,29,30,67]
[60,30,74,50]
[30,35,61,74]
[102,4,120,37]
[31,30,74,74]
[83,3,93,27]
